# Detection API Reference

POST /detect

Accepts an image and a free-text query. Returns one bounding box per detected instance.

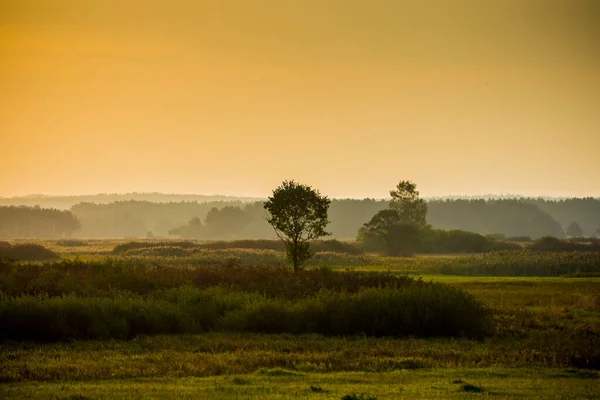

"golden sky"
[1,0,599,198]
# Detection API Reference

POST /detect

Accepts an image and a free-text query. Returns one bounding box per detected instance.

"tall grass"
[0,259,415,298]
[111,239,362,256]
[437,251,600,276]
[0,285,490,342]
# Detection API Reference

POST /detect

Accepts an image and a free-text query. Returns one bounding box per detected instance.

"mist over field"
[1,193,599,240]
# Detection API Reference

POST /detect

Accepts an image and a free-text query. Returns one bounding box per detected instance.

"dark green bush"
[0,243,59,261]
[0,283,491,341]
[530,236,568,251]
[529,236,600,252]
[0,292,198,341]
[421,230,491,253]
[219,284,490,338]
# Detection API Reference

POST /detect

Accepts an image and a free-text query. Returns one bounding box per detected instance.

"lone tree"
[264,180,331,272]
[566,221,583,238]
[358,180,428,256]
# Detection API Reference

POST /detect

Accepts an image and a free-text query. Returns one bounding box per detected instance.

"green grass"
[1,369,598,399]
[0,332,595,383]
[1,241,599,398]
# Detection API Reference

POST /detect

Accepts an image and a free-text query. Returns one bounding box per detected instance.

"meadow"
[0,239,598,399]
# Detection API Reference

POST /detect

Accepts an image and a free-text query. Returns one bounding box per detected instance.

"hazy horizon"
[2,1,598,199]
[1,190,598,201]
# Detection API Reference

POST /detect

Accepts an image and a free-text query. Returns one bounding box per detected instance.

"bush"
[0,292,198,341]
[421,230,490,253]
[438,251,600,277]
[220,284,490,339]
[0,283,491,341]
[529,236,600,252]
[530,236,567,251]
[0,243,59,261]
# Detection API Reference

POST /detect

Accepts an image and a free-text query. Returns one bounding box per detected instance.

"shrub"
[219,285,490,339]
[529,236,600,252]
[0,293,197,341]
[421,230,490,253]
[530,236,567,251]
[0,284,491,341]
[0,243,59,261]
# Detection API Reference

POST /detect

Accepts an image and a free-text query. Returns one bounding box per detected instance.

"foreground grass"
[1,276,598,382]
[1,245,599,398]
[1,327,597,383]
[1,368,598,399]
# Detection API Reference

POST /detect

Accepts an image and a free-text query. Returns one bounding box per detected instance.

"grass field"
[1,239,598,399]
[2,368,599,399]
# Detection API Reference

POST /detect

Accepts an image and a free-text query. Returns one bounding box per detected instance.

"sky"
[1,0,599,199]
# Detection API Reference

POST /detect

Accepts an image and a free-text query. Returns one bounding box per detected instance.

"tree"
[264,180,331,272]
[358,209,422,256]
[566,221,583,238]
[357,180,427,256]
[389,180,428,229]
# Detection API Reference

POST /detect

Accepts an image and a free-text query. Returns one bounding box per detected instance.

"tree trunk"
[292,239,299,273]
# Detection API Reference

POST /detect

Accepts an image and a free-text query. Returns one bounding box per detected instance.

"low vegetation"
[0,242,59,261]
[0,259,490,341]
[0,238,598,399]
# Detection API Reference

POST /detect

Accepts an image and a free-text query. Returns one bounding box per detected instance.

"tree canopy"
[566,221,584,237]
[264,180,331,272]
[389,180,428,228]
[358,180,428,256]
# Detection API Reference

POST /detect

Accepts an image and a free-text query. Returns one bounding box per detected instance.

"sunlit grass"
[1,240,599,398]
[2,369,598,399]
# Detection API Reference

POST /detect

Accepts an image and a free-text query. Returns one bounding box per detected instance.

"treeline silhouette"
[2,198,598,239]
[0,193,258,210]
[74,199,595,239]
[532,198,600,238]
[427,199,566,239]
[0,206,80,238]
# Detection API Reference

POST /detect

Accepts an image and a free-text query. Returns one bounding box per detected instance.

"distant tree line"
[531,198,600,237]
[426,199,566,239]
[0,193,259,210]
[0,206,80,238]
[3,198,599,240]
[70,200,259,238]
